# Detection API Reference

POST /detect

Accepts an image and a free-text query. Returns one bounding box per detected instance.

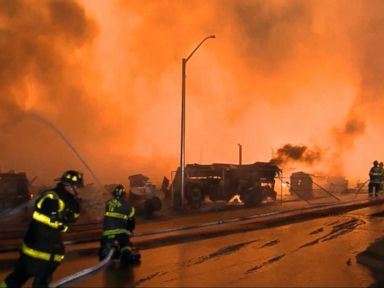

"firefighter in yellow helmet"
[98,184,140,264]
[1,170,83,288]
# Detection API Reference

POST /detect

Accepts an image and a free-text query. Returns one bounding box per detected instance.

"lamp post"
[179,35,215,208]
[238,144,242,165]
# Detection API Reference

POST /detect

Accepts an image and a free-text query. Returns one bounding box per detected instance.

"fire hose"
[49,248,115,288]
[354,179,369,199]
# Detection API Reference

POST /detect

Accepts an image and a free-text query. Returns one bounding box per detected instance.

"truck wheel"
[241,191,263,207]
[151,196,162,211]
[262,187,277,201]
[189,187,203,209]
[208,188,220,202]
[143,199,155,217]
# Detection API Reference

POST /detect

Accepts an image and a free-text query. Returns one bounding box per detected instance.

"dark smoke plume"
[331,0,384,153]
[270,144,322,166]
[332,110,366,150]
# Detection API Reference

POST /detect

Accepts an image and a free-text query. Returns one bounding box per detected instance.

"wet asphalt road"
[2,203,384,287]
[66,205,383,287]
[2,196,384,287]
[0,194,369,250]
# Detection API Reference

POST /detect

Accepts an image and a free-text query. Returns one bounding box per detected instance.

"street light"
[238,144,242,165]
[179,34,215,208]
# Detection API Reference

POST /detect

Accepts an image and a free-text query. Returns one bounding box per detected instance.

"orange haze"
[1,0,384,188]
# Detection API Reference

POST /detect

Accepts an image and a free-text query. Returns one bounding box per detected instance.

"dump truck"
[171,162,281,208]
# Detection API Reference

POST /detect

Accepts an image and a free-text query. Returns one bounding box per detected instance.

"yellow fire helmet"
[113,184,126,198]
[57,170,84,188]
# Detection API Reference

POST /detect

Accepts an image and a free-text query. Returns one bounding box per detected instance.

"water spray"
[28,111,105,191]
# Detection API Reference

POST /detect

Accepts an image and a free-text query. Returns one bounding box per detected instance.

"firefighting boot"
[98,242,113,261]
[120,247,141,265]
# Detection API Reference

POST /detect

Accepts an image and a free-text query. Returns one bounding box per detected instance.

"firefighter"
[98,184,140,264]
[0,170,83,288]
[369,160,382,197]
[379,162,384,194]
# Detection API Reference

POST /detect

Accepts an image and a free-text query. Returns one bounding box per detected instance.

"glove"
[61,208,76,223]
[50,211,59,223]
[58,223,68,232]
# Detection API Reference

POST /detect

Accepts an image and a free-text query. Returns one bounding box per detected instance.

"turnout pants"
[99,233,132,260]
[369,182,381,196]
[4,254,59,288]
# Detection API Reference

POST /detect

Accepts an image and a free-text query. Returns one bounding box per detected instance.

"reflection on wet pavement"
[191,239,259,265]
[246,254,286,274]
[260,239,280,248]
[299,217,365,249]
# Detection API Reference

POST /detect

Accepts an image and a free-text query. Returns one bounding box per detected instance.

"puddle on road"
[299,217,365,249]
[246,254,286,274]
[309,227,324,235]
[326,220,341,226]
[135,271,168,286]
[260,239,280,248]
[190,239,259,266]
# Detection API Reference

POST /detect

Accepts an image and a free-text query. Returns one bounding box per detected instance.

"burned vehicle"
[128,174,162,217]
[171,162,281,208]
[0,171,31,212]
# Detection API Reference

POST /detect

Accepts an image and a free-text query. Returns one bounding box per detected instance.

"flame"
[228,194,243,204]
[1,0,384,187]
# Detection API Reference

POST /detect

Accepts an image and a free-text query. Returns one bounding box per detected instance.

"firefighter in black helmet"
[1,170,83,288]
[369,160,382,198]
[98,184,140,264]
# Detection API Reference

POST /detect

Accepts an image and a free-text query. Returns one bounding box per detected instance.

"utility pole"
[178,35,216,209]
[238,144,242,165]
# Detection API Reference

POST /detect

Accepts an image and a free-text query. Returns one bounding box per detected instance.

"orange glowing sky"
[1,0,384,188]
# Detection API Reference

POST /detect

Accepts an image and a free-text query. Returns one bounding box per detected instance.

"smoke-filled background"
[1,0,383,188]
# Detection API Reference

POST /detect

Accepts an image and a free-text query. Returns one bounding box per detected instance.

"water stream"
[28,111,104,190]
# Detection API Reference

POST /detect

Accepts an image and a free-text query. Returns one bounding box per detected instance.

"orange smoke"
[1,0,384,187]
